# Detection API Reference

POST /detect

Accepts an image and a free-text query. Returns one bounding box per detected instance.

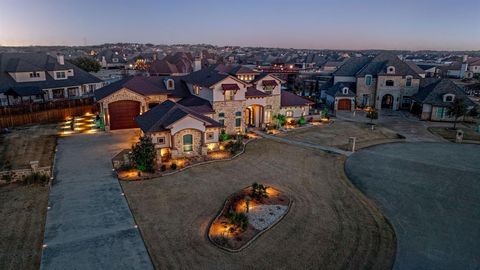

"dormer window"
[165,78,175,90]
[365,75,372,86]
[112,58,119,63]
[385,80,394,87]
[56,71,66,79]
[30,72,40,78]
[387,66,395,74]
[193,85,201,95]
[342,87,349,95]
[406,76,413,87]
[444,94,455,102]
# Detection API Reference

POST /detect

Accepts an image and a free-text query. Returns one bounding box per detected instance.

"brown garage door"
[337,99,351,111]
[109,100,140,130]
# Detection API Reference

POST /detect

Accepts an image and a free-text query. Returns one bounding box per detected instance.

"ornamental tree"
[129,136,156,172]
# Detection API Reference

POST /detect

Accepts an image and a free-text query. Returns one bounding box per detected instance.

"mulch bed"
[208,186,291,251]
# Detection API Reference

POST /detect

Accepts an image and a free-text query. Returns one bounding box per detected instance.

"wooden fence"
[0,105,97,128]
[0,97,95,116]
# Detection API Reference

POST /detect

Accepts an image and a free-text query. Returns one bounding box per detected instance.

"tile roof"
[135,100,221,133]
[356,53,421,79]
[245,87,269,98]
[412,78,475,107]
[94,76,190,101]
[333,56,372,77]
[181,67,230,88]
[281,90,314,107]
[0,53,101,93]
[326,82,356,98]
[4,86,44,97]
[177,95,214,114]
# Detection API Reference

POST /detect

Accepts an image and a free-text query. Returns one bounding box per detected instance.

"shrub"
[297,116,306,126]
[251,182,268,200]
[366,108,378,123]
[170,163,177,170]
[225,140,243,154]
[1,173,12,183]
[23,172,49,185]
[160,164,167,172]
[219,130,230,142]
[129,136,156,172]
[227,211,249,231]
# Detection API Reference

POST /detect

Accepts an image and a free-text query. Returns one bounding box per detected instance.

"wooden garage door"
[337,99,351,111]
[109,100,140,130]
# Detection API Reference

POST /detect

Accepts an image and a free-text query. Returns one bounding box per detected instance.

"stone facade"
[0,166,51,184]
[213,100,246,134]
[356,76,420,110]
[171,128,204,158]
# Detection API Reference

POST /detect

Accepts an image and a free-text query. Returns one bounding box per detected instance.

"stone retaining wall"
[0,166,51,184]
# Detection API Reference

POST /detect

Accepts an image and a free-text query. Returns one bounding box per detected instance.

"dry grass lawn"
[122,139,395,269]
[428,126,480,142]
[0,124,58,169]
[0,183,49,270]
[280,120,402,150]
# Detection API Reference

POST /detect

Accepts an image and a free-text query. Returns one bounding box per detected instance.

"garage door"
[337,99,351,111]
[109,100,140,130]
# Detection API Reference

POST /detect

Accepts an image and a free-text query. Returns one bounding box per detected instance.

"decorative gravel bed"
[208,185,291,251]
[247,205,288,230]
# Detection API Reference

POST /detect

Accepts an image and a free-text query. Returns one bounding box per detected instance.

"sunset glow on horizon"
[1,0,479,51]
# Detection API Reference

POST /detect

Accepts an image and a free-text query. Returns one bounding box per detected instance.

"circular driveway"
[345,142,480,270]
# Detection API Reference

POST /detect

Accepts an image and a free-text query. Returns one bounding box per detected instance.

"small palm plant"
[251,182,268,200]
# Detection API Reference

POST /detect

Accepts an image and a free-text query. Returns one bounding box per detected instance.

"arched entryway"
[381,94,394,109]
[245,105,264,128]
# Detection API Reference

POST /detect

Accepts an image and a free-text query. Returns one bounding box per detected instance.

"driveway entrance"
[40,130,153,270]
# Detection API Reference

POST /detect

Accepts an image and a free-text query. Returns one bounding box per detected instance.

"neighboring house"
[355,53,422,110]
[440,60,473,79]
[94,65,313,158]
[467,58,480,75]
[97,49,128,69]
[0,53,103,106]
[325,82,356,111]
[412,78,476,121]
[148,52,197,76]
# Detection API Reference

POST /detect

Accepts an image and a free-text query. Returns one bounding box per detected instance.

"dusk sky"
[1,0,479,50]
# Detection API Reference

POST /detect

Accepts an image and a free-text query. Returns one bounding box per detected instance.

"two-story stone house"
[327,53,422,111]
[0,53,103,106]
[94,65,313,158]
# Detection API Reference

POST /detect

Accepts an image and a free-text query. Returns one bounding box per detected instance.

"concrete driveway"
[40,130,154,270]
[345,142,480,270]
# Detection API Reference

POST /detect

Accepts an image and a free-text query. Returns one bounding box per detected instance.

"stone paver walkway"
[40,130,153,270]
[251,130,352,156]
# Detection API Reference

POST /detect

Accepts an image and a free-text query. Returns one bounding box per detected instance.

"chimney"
[194,57,201,72]
[153,53,157,61]
[462,55,468,63]
[57,54,65,65]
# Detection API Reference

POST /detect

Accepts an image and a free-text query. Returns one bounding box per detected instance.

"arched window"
[387,66,395,74]
[406,76,412,87]
[365,75,372,86]
[342,87,349,95]
[444,94,455,102]
[386,80,394,87]
[183,134,193,152]
[165,78,175,90]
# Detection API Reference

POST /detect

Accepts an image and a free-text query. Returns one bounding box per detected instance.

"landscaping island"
[208,183,291,251]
